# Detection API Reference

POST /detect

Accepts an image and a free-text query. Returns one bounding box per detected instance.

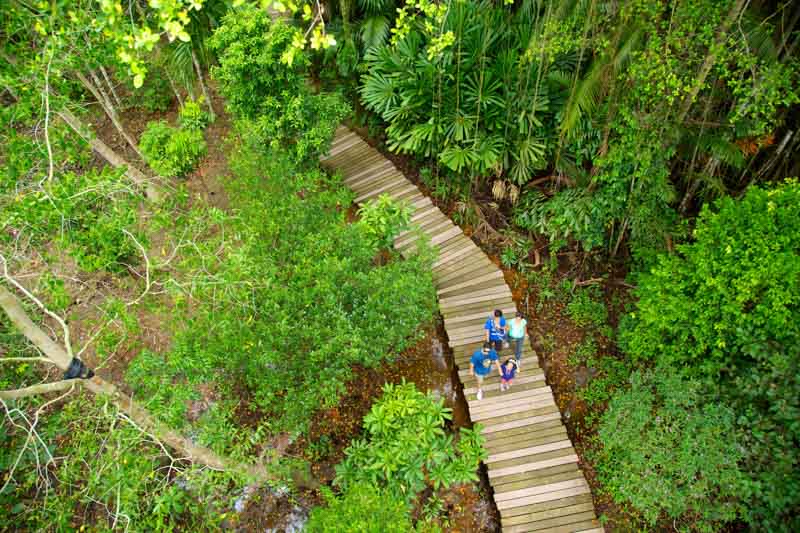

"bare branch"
[0,379,81,400]
[123,229,151,306]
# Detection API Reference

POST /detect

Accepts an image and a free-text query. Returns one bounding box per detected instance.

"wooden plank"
[488,453,579,480]
[354,176,409,202]
[484,420,564,445]
[467,385,553,409]
[347,166,400,191]
[342,157,392,181]
[495,478,588,503]
[487,432,570,457]
[485,439,572,464]
[512,519,599,533]
[492,468,584,495]
[396,218,453,248]
[499,493,594,519]
[357,180,417,204]
[444,306,516,327]
[502,502,595,527]
[504,511,596,533]
[471,396,555,421]
[462,373,546,395]
[440,285,510,308]
[428,226,464,247]
[573,528,605,533]
[438,270,504,296]
[496,483,590,511]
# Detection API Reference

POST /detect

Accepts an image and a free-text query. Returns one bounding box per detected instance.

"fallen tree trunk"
[0,286,321,488]
[57,108,163,202]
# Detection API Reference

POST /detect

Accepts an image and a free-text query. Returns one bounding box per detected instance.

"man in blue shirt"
[469,342,501,400]
[484,309,508,353]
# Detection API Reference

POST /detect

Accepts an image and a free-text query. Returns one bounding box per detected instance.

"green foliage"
[306,483,412,533]
[499,233,533,273]
[618,180,800,529]
[334,381,486,502]
[210,9,351,162]
[596,370,746,531]
[0,390,232,531]
[1,168,142,272]
[140,120,207,177]
[178,98,211,130]
[566,286,608,329]
[127,145,437,439]
[357,193,413,249]
[360,1,559,181]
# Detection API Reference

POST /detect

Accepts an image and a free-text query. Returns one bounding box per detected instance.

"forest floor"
[350,120,635,530]
[79,94,500,531]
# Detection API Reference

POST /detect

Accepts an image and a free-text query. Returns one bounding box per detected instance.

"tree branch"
[0,379,80,400]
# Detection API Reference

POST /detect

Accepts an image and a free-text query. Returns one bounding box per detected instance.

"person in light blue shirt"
[469,342,501,400]
[508,311,527,367]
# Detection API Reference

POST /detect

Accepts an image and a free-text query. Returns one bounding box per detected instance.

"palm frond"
[361,15,390,51]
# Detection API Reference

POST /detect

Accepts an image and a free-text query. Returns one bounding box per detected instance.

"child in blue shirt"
[469,341,501,400]
[500,358,518,392]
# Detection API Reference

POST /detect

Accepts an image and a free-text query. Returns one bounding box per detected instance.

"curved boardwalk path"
[321,126,603,533]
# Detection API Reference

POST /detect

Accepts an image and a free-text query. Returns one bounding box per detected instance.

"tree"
[618,179,800,529]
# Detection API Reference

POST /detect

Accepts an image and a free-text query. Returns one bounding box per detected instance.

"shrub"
[597,370,746,531]
[357,193,413,250]
[178,98,211,130]
[306,484,412,533]
[618,180,800,529]
[566,286,608,329]
[334,381,485,502]
[140,120,206,177]
[210,9,350,162]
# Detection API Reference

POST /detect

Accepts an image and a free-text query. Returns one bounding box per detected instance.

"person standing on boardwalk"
[508,311,527,368]
[500,358,518,392]
[469,341,501,400]
[484,309,508,353]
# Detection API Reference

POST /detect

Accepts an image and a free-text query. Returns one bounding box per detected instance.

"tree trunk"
[99,65,123,108]
[75,70,142,158]
[191,48,215,120]
[676,0,747,124]
[57,108,163,202]
[167,71,184,107]
[0,286,318,488]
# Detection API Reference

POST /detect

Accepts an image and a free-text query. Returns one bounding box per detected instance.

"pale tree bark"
[167,71,184,107]
[191,48,215,120]
[57,108,163,202]
[0,285,256,479]
[75,70,142,158]
[99,65,123,108]
[0,284,318,488]
[0,380,80,400]
[676,0,747,124]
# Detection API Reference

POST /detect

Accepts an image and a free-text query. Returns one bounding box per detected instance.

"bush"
[334,381,485,502]
[618,180,800,529]
[566,286,608,329]
[596,370,746,531]
[306,484,412,533]
[1,168,141,272]
[178,98,211,130]
[357,193,413,250]
[140,121,206,177]
[210,9,350,162]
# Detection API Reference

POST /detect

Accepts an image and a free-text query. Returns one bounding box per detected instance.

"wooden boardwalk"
[321,126,603,533]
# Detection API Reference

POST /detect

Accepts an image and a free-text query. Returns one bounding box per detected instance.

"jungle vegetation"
[1,0,799,531]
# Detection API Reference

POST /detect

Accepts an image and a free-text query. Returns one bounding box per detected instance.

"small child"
[500,359,518,392]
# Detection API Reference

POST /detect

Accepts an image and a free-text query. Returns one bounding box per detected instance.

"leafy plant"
[566,286,608,329]
[618,180,800,529]
[140,120,207,177]
[306,483,412,533]
[334,381,485,502]
[179,97,211,130]
[357,193,413,250]
[596,370,746,532]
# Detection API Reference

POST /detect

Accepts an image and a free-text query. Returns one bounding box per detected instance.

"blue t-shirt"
[501,362,517,380]
[484,316,507,341]
[471,348,499,376]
